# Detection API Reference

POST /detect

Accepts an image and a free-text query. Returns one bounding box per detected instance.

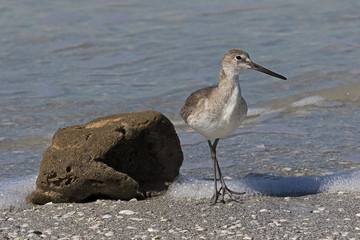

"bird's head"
[221,49,287,80]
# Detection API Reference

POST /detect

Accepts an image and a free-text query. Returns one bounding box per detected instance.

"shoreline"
[1,192,360,239]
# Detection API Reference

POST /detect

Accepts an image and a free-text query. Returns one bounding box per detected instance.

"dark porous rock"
[26,110,183,204]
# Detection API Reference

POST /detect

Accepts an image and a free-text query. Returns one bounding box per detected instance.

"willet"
[180,49,287,204]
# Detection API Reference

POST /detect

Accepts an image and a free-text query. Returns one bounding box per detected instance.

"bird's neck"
[218,68,242,94]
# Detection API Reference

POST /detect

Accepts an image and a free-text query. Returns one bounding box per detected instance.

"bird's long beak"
[251,62,287,80]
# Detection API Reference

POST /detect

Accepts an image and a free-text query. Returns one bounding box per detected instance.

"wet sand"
[1,192,360,239]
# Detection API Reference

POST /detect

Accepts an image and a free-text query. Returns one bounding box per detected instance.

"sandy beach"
[1,192,360,239]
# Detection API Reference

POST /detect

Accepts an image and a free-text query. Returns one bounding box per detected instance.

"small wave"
[247,107,268,117]
[240,123,307,135]
[0,89,27,96]
[291,96,344,108]
[97,2,134,8]
[252,110,282,123]
[35,84,65,98]
[39,12,80,26]
[46,41,91,53]
[89,15,139,30]
[291,96,325,107]
[187,2,280,16]
[82,52,147,69]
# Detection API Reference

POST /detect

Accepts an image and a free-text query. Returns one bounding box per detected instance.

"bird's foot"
[222,186,246,197]
[217,185,246,204]
[210,190,224,205]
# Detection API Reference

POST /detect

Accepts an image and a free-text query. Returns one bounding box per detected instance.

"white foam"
[0,175,36,210]
[168,168,360,199]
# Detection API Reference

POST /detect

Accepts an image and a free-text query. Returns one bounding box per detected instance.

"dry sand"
[1,192,360,239]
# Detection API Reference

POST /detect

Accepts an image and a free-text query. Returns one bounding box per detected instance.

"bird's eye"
[235,55,242,60]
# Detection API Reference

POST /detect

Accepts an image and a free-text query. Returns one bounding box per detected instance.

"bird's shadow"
[232,169,359,197]
[239,173,323,197]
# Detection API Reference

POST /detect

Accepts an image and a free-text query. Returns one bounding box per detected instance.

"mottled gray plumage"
[180,86,216,125]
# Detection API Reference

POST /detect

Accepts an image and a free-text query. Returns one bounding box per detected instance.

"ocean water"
[1,0,360,209]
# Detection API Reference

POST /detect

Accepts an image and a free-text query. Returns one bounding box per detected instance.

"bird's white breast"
[187,85,247,140]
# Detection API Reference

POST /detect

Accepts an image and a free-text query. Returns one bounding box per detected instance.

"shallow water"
[1,0,360,207]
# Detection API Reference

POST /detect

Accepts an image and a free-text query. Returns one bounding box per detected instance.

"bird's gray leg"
[213,139,246,202]
[208,139,220,204]
[215,155,245,203]
[214,153,227,203]
[208,139,245,204]
[216,159,246,202]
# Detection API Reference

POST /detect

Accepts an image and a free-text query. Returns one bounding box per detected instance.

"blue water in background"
[1,0,360,207]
